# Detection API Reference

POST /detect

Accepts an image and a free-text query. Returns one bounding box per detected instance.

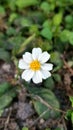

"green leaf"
[65,110,73,124]
[54,38,66,53]
[43,20,52,29]
[60,30,70,42]
[0,95,13,110]
[33,89,60,120]
[0,87,17,110]
[65,110,72,120]
[22,127,28,130]
[65,15,73,24]
[39,41,53,51]
[9,13,18,23]
[55,128,62,130]
[53,12,63,26]
[41,27,52,40]
[8,36,25,56]
[7,0,16,10]
[6,27,16,36]
[71,112,73,124]
[60,30,73,45]
[16,0,38,8]
[50,51,63,66]
[69,96,73,107]
[44,77,55,90]
[0,82,11,97]
[0,6,5,16]
[26,85,44,95]
[40,2,50,13]
[20,18,32,27]
[29,25,39,35]
[53,74,61,83]
[28,11,46,24]
[0,48,10,62]
[69,32,73,45]
[45,129,51,130]
[25,85,60,119]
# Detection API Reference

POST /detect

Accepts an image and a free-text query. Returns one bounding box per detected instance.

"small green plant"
[65,96,73,124]
[0,82,17,116]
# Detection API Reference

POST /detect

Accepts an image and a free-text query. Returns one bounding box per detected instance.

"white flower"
[18,48,53,84]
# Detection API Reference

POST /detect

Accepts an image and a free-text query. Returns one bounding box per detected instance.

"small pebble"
[40,119,45,124]
[2,63,11,72]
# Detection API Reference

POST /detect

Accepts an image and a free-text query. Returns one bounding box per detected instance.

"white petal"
[32,70,42,84]
[23,52,33,63]
[18,59,29,69]
[21,69,34,81]
[41,63,53,71]
[38,52,50,63]
[41,70,51,79]
[32,48,42,60]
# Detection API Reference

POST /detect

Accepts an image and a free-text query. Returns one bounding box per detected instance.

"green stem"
[17,33,36,54]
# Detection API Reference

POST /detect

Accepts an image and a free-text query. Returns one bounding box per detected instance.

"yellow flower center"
[30,60,41,71]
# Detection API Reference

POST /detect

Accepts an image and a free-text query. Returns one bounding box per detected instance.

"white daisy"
[18,48,53,84]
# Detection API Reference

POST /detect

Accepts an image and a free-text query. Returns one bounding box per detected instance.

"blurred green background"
[0,0,73,63]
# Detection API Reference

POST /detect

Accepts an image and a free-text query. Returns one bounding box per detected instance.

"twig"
[4,108,12,130]
[25,93,66,114]
[0,118,14,121]
[33,95,66,114]
[29,108,49,128]
[62,57,73,75]
[62,119,67,130]
[18,33,36,54]
[29,94,66,128]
